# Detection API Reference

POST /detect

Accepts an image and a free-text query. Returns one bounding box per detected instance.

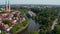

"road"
[49,18,58,34]
[28,11,36,17]
[51,18,58,30]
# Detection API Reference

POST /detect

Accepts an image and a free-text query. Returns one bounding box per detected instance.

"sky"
[0,0,60,5]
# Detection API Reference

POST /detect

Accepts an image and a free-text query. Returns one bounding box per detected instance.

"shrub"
[14,14,17,17]
[28,31,39,34]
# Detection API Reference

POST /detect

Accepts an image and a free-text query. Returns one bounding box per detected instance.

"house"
[11,12,16,14]
[1,13,8,17]
[9,14,13,17]
[0,22,2,26]
[0,15,2,20]
[15,10,21,15]
[13,20,17,23]
[0,10,2,12]
[3,18,9,20]
[9,18,12,20]
[3,24,9,29]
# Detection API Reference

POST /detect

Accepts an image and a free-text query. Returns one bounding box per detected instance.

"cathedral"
[5,0,11,12]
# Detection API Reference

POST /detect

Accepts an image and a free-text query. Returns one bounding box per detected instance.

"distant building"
[0,8,5,11]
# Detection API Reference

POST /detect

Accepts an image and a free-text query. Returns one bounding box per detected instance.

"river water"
[17,18,40,34]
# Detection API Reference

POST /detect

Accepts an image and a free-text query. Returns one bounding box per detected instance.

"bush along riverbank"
[10,17,29,34]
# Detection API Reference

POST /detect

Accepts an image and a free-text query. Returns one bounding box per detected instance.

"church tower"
[5,0,11,12]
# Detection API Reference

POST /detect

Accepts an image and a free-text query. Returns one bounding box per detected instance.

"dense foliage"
[28,31,39,34]
[13,14,17,17]
[2,20,11,25]
[53,25,60,34]
[29,7,59,34]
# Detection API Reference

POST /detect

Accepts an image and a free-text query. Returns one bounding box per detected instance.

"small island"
[0,0,29,34]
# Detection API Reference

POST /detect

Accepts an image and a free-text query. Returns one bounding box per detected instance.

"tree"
[2,20,11,25]
[54,25,60,34]
[14,14,17,17]
[28,31,39,34]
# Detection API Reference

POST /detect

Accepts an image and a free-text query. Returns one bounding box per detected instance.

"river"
[17,18,40,34]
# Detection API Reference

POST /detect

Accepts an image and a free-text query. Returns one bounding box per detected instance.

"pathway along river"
[17,18,40,34]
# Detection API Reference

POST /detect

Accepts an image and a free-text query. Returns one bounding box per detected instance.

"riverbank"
[10,17,29,34]
[49,18,58,34]
[13,22,29,34]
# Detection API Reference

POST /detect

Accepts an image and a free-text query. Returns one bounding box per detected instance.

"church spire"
[7,0,10,7]
[5,0,11,12]
[5,0,8,6]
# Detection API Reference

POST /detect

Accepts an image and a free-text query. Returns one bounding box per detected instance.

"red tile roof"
[3,24,9,29]
[2,13,8,17]
[0,11,2,12]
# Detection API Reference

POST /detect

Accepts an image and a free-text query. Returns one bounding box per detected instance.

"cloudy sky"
[0,0,60,5]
